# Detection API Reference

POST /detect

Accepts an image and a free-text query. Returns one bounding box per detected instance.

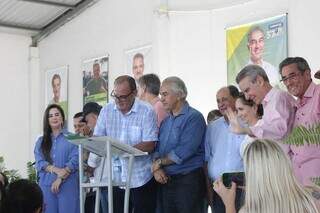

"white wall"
[0,32,31,176]
[158,0,320,115]
[38,0,158,132]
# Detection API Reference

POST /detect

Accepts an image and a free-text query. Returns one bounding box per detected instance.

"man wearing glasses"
[228,64,295,153]
[94,75,158,213]
[279,57,320,186]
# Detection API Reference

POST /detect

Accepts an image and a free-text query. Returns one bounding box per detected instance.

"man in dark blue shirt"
[152,76,206,213]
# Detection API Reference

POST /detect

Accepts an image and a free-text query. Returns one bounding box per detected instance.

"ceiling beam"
[20,0,76,9]
[31,0,100,46]
[0,21,41,31]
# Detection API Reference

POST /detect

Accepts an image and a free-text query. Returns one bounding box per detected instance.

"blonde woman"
[213,139,320,213]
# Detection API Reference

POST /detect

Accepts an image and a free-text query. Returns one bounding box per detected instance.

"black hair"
[207,109,222,124]
[237,92,263,117]
[1,179,43,213]
[41,104,65,163]
[114,75,136,91]
[73,112,83,119]
[137,73,161,96]
[279,57,311,75]
[227,85,240,98]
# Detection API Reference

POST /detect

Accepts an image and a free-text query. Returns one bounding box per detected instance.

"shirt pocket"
[128,126,142,145]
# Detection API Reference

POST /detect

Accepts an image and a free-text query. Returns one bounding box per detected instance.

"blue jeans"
[100,187,108,213]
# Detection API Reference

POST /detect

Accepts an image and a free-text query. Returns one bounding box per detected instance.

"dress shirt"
[34,131,79,186]
[290,82,320,186]
[250,87,295,152]
[205,117,245,180]
[94,99,158,188]
[150,97,168,127]
[155,102,206,175]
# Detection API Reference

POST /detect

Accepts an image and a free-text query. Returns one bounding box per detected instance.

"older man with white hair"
[151,76,206,213]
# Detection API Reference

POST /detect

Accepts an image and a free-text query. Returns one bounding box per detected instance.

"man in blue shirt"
[94,75,158,213]
[151,76,206,213]
[205,85,245,213]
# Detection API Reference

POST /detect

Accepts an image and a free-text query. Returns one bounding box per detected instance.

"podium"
[67,135,147,213]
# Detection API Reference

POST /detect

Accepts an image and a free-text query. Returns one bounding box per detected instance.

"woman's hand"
[54,167,70,179]
[51,178,62,193]
[213,178,237,212]
[226,108,244,134]
[153,169,168,184]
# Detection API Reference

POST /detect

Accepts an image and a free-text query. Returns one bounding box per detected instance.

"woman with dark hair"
[227,92,263,157]
[1,179,43,213]
[34,104,79,213]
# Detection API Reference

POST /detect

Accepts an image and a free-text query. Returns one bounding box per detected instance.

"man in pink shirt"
[280,57,320,186]
[137,73,168,127]
[228,65,295,152]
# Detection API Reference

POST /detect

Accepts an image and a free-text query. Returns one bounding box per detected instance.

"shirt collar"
[262,87,276,106]
[169,101,189,118]
[297,81,316,107]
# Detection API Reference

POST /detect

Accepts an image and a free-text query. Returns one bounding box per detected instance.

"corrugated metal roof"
[0,0,85,36]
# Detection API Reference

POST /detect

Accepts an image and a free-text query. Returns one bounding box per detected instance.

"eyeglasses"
[111,90,134,101]
[280,72,300,83]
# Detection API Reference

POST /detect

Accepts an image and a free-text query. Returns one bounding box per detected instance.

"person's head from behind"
[206,109,222,124]
[235,92,263,126]
[243,139,319,213]
[279,57,312,99]
[236,65,271,105]
[51,74,61,103]
[247,26,265,64]
[112,75,137,114]
[73,112,85,134]
[137,73,161,101]
[2,179,43,213]
[132,53,144,80]
[82,102,102,129]
[92,62,101,79]
[160,76,187,114]
[216,85,239,117]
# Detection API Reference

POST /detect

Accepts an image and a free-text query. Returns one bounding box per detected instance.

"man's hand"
[51,178,62,193]
[151,159,162,173]
[153,169,168,184]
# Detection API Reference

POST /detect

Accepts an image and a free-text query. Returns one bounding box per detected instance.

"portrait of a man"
[132,53,145,80]
[226,14,287,86]
[82,56,109,106]
[45,66,68,123]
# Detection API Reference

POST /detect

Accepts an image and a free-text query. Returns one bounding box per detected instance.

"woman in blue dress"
[34,104,79,213]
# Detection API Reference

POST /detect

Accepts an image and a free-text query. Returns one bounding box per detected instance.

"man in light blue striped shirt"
[205,86,245,213]
[94,75,158,213]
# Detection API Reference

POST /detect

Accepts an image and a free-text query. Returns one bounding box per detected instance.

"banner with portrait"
[226,14,288,86]
[125,44,152,80]
[82,55,109,106]
[45,66,68,122]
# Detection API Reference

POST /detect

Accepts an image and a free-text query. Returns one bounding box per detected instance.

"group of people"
[32,56,320,213]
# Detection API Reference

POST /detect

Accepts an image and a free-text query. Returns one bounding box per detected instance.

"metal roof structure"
[0,0,99,46]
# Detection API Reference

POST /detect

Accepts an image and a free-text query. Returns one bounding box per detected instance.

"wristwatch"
[156,158,162,167]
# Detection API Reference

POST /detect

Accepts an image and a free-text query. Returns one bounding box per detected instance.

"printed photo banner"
[125,44,152,81]
[82,55,109,106]
[45,66,69,125]
[226,14,288,86]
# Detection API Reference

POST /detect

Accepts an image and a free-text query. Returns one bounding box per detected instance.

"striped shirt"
[94,99,158,188]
